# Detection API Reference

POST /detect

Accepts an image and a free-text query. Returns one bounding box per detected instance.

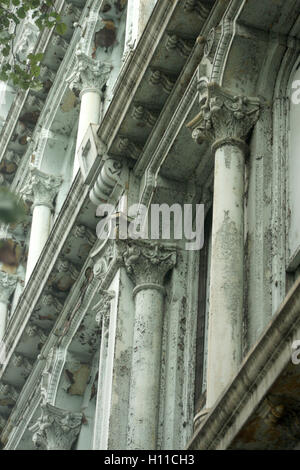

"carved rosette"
[29,403,82,450]
[0,272,17,304]
[66,49,112,96]
[21,166,62,210]
[123,242,176,293]
[187,82,260,152]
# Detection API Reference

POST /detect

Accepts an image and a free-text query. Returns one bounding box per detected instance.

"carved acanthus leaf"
[29,403,82,450]
[20,165,62,209]
[187,82,260,148]
[123,242,176,287]
[66,49,112,95]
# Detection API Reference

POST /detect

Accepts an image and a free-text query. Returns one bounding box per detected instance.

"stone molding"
[94,290,115,327]
[187,82,261,152]
[29,402,82,450]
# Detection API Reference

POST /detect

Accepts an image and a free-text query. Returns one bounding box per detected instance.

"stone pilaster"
[124,241,176,450]
[95,291,115,328]
[22,166,62,285]
[29,403,82,450]
[0,272,17,342]
[188,82,260,409]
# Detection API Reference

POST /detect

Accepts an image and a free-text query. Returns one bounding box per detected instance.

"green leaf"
[16,7,26,18]
[55,22,67,36]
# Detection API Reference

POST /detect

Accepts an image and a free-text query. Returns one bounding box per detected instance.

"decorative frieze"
[0,272,17,305]
[56,258,79,281]
[131,104,158,127]
[6,150,21,166]
[165,33,194,58]
[40,294,63,313]
[0,383,19,403]
[26,95,43,112]
[11,354,33,377]
[117,136,142,160]
[25,324,47,344]
[51,35,68,51]
[187,82,261,151]
[62,3,81,20]
[183,0,209,20]
[39,65,56,83]
[149,69,176,94]
[29,403,82,450]
[204,27,222,63]
[71,224,96,247]
[0,415,6,431]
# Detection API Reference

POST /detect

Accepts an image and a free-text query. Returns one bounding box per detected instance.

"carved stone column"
[29,403,82,450]
[0,272,17,342]
[22,166,62,285]
[124,242,176,450]
[67,50,111,177]
[188,82,260,408]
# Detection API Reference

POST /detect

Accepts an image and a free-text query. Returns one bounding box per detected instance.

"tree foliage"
[0,186,26,224]
[0,0,67,89]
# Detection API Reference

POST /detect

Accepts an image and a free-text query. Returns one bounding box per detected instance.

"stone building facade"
[0,0,300,450]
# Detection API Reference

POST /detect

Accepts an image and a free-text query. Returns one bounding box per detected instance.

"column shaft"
[127,287,164,449]
[187,82,260,408]
[25,205,51,284]
[206,144,245,408]
[74,90,101,177]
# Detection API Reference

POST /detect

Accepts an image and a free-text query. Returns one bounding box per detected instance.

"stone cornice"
[95,0,181,150]
[188,276,300,450]
[0,0,66,167]
[0,0,87,187]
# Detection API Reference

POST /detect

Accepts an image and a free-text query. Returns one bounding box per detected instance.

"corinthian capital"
[187,82,260,152]
[29,403,82,450]
[66,49,111,96]
[21,166,62,210]
[0,271,17,304]
[123,242,176,290]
